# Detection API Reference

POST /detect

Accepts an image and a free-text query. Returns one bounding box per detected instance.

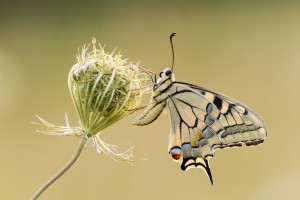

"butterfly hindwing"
[167,82,267,181]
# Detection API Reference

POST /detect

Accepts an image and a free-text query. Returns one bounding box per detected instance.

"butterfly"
[133,33,267,184]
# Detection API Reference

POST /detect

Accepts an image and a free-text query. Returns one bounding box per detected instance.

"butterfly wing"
[167,82,267,183]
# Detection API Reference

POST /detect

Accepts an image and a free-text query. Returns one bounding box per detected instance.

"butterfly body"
[134,67,267,184]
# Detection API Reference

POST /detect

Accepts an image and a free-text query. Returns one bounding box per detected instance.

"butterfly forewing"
[167,82,267,176]
[181,82,267,142]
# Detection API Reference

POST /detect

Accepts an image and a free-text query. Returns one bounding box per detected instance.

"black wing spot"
[213,96,223,110]
[245,140,264,146]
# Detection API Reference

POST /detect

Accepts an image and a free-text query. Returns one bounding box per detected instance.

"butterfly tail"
[179,156,214,185]
[204,159,213,185]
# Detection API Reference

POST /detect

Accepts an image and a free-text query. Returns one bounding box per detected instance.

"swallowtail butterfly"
[134,33,267,184]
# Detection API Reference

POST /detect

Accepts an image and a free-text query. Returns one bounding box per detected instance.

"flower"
[69,38,147,136]
[35,38,149,162]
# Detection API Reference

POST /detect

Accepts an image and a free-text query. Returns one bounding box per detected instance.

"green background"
[1,0,299,199]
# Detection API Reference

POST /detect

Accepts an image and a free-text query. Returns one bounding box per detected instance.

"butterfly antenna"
[170,32,176,71]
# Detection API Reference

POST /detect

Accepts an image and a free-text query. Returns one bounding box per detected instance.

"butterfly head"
[160,67,173,78]
[156,68,175,86]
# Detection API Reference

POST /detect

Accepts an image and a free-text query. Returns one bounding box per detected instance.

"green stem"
[32,137,87,200]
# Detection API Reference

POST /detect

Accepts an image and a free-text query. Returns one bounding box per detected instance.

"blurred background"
[1,0,300,199]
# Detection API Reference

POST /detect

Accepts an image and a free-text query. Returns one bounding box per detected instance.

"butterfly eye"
[165,69,172,76]
[159,72,163,78]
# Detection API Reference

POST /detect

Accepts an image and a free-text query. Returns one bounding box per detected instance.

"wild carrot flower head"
[68,38,147,137]
[35,38,149,162]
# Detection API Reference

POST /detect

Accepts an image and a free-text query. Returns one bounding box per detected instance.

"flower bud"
[35,38,149,162]
[68,39,147,136]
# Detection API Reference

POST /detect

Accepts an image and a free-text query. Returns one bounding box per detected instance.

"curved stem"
[32,137,87,200]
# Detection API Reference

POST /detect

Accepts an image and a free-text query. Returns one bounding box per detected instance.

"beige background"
[1,1,300,199]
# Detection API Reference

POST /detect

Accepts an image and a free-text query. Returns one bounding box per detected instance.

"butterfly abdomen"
[133,101,166,126]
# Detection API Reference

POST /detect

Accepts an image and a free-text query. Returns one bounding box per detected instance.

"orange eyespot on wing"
[170,147,182,160]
